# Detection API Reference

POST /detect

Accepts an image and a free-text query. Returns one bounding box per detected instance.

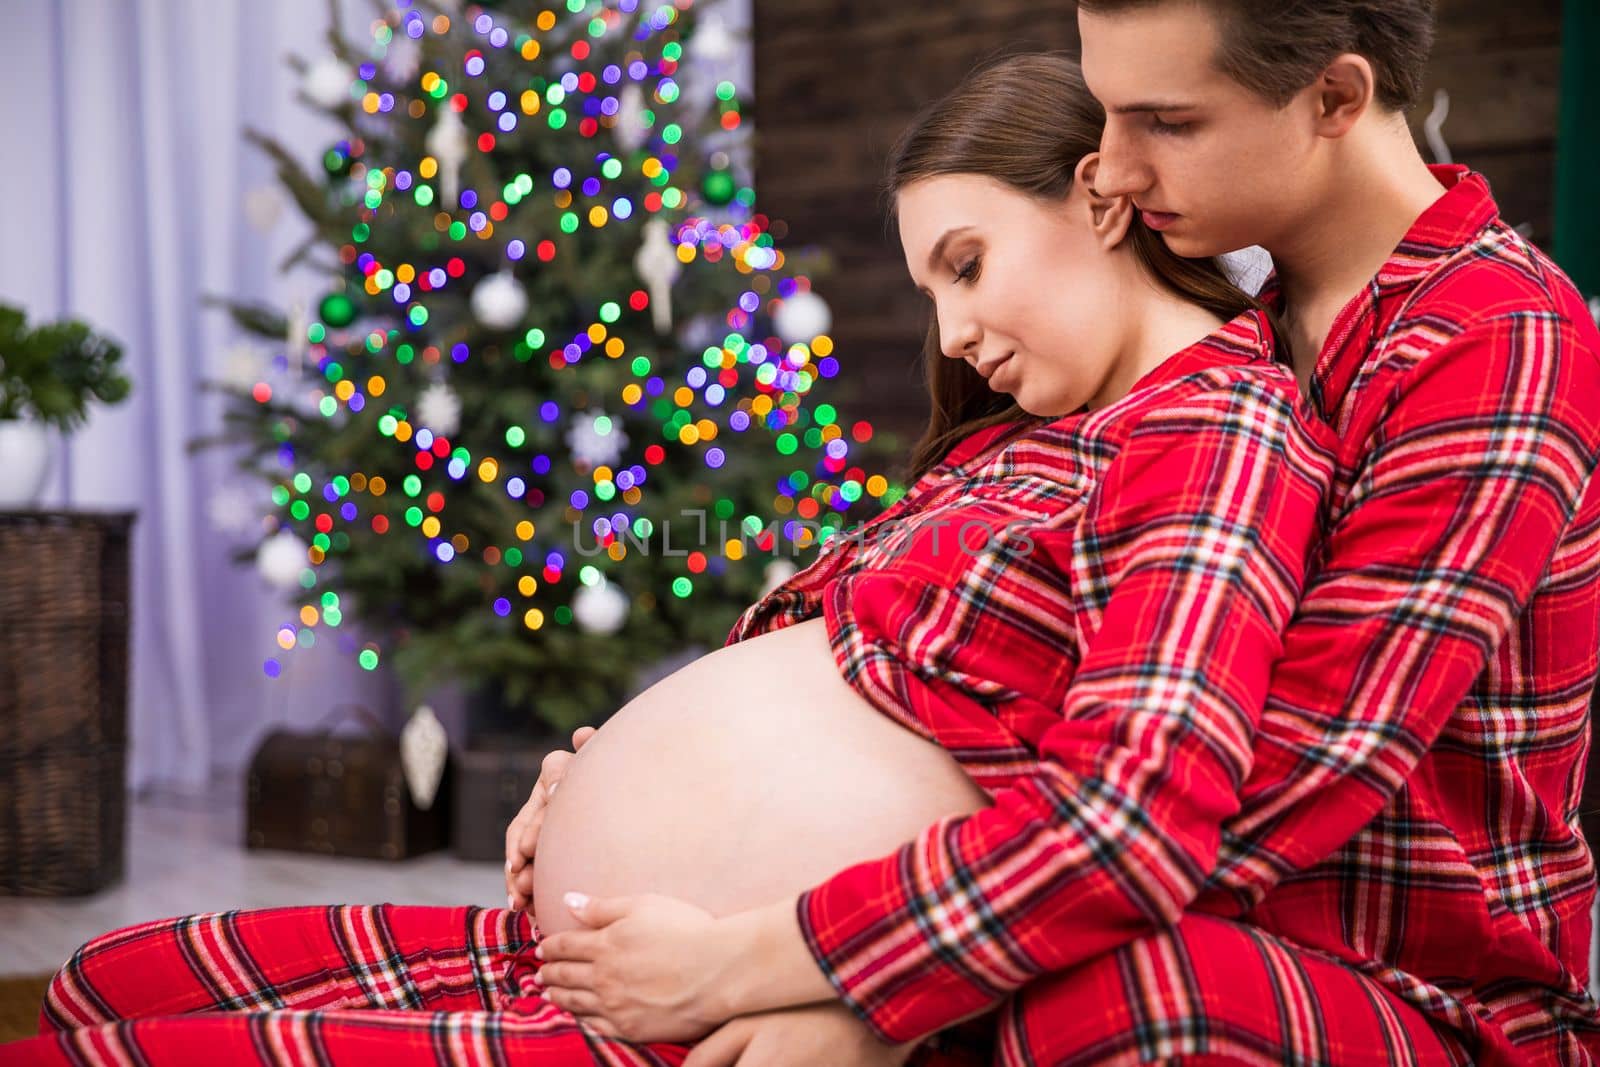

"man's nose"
[1093,124,1150,199]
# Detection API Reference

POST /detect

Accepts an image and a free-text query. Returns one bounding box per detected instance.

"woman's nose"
[938,314,980,361]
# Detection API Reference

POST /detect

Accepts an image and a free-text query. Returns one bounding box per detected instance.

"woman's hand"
[534,892,738,1044]
[505,725,597,914]
[681,1001,922,1067]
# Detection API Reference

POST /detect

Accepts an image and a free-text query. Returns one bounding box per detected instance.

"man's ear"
[1313,54,1374,138]
[1075,153,1134,251]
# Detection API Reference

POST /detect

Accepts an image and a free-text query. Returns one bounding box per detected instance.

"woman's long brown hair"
[885,52,1271,482]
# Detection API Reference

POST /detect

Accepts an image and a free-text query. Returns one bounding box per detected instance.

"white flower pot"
[0,420,55,507]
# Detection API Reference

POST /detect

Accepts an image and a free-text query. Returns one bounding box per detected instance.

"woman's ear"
[1074,153,1134,252]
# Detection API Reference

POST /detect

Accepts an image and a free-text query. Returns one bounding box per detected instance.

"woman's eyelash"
[954,257,981,283]
[1150,117,1192,136]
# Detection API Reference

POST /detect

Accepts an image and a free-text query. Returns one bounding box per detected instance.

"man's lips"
[1140,208,1180,231]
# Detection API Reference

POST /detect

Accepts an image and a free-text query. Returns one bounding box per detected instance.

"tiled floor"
[0,781,503,975]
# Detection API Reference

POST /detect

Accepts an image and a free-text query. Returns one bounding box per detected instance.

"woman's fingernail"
[547,780,559,798]
[508,894,518,911]
[564,891,588,912]
[505,859,514,873]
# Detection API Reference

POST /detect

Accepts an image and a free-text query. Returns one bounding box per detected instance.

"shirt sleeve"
[1205,310,1600,903]
[792,374,1334,1044]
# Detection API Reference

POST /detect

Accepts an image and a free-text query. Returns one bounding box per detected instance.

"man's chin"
[1157,230,1231,260]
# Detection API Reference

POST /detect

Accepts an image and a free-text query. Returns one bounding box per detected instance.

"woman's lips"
[1141,209,1180,231]
[987,353,1016,389]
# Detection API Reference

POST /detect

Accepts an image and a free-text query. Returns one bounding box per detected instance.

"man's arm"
[1208,309,1600,900]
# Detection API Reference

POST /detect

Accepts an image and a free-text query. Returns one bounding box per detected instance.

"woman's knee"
[39,912,231,1032]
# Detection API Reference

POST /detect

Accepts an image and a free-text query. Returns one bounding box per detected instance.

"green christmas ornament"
[702,169,736,206]
[319,292,357,328]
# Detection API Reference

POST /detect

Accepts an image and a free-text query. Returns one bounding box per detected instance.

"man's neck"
[1267,122,1448,387]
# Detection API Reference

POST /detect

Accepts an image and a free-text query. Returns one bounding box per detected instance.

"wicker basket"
[0,509,135,896]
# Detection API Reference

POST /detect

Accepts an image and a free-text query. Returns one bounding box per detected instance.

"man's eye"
[954,257,981,283]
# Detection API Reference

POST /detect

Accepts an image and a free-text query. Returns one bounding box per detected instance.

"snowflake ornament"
[416,382,462,437]
[565,408,629,468]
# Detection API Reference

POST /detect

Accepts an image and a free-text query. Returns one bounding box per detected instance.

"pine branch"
[202,294,289,339]
[244,126,335,228]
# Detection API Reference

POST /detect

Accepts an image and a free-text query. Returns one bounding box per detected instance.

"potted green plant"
[0,303,131,506]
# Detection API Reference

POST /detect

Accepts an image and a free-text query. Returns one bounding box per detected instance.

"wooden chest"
[450,740,565,862]
[245,706,452,861]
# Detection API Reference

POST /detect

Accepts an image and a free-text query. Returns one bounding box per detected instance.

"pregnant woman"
[9,54,1407,1067]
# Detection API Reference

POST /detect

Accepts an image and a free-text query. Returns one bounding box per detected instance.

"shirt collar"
[1261,165,1500,421]
[1127,306,1276,395]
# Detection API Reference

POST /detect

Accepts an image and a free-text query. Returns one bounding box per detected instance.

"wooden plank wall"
[750,0,1564,444]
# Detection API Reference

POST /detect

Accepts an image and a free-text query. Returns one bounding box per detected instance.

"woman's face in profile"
[896,173,1127,417]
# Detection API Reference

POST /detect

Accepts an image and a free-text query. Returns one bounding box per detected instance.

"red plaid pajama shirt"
[732,167,1600,1065]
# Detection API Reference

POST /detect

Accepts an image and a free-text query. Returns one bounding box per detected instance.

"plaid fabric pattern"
[9,904,661,1066]
[3,906,1465,1065]
[2,904,990,1066]
[729,167,1600,1065]
[727,310,1339,1046]
[1206,166,1600,1066]
[993,912,1471,1065]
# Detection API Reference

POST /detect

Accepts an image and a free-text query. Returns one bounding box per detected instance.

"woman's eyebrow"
[925,226,977,273]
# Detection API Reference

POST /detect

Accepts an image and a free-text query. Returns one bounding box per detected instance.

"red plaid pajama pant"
[0,905,1468,1065]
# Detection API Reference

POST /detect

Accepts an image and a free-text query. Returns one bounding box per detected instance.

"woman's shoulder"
[938,415,1051,471]
[1112,310,1318,435]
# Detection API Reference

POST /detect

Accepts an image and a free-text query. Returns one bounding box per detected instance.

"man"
[1059,1,1600,1063]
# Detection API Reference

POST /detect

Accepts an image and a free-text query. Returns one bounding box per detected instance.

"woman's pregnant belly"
[531,615,994,938]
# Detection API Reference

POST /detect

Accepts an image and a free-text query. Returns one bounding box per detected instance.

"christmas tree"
[202,0,908,734]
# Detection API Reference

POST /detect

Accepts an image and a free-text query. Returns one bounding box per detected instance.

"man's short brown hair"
[1077,0,1437,112]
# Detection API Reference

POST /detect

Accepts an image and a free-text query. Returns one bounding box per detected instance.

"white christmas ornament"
[256,530,309,591]
[565,408,630,468]
[572,579,630,636]
[689,13,737,64]
[633,218,681,335]
[302,54,353,109]
[1589,296,1600,328]
[761,558,798,596]
[400,705,449,811]
[615,83,650,154]
[426,107,469,209]
[773,290,833,343]
[416,382,462,437]
[243,186,285,234]
[471,270,528,330]
[284,297,310,375]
